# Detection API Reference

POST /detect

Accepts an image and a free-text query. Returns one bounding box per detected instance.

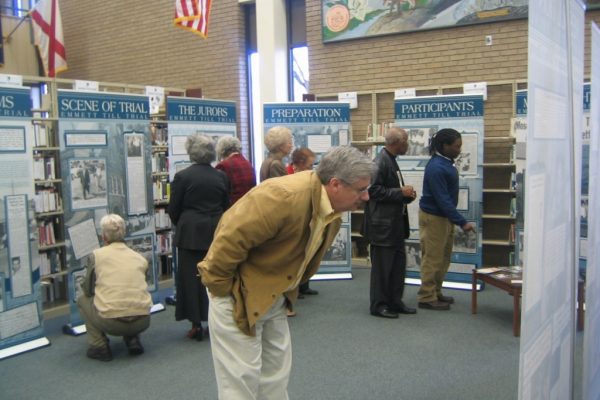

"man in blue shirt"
[418,128,475,311]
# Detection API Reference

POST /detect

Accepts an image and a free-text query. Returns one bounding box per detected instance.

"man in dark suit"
[363,127,417,318]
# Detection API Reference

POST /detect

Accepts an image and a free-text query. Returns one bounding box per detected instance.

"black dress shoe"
[300,288,319,295]
[394,304,417,314]
[438,294,455,304]
[418,300,450,311]
[371,308,399,319]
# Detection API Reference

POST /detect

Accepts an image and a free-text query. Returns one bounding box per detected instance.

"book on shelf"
[509,197,517,218]
[33,123,48,147]
[151,124,168,146]
[40,275,66,303]
[509,223,516,244]
[35,188,62,213]
[152,152,168,173]
[367,121,393,141]
[33,156,56,180]
[38,218,60,247]
[156,231,173,254]
[154,208,172,229]
[153,178,170,201]
[40,249,63,276]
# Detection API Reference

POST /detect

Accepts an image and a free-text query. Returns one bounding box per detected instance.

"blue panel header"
[167,97,237,123]
[58,90,149,120]
[264,102,350,124]
[394,95,484,120]
[0,86,32,118]
[516,90,528,116]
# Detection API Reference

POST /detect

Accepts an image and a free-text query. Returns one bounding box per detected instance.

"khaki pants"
[77,295,150,347]
[208,294,291,400]
[417,209,454,303]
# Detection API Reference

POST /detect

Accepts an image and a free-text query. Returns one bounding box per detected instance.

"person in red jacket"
[215,136,256,204]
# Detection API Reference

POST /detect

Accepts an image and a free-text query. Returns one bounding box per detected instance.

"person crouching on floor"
[77,214,153,361]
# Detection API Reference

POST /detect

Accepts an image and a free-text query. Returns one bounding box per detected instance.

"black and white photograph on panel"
[405,126,437,156]
[125,234,156,291]
[321,225,349,264]
[453,222,478,254]
[405,240,421,272]
[454,132,478,176]
[126,134,143,157]
[69,158,108,210]
[581,196,588,237]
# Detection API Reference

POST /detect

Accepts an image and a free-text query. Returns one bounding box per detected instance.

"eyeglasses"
[340,179,370,194]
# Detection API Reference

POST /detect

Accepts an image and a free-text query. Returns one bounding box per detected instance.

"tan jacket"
[87,242,152,319]
[199,171,341,336]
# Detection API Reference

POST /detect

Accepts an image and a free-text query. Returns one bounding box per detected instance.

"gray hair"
[385,127,407,145]
[100,214,126,243]
[316,146,376,185]
[186,134,216,164]
[264,126,292,152]
[216,136,242,160]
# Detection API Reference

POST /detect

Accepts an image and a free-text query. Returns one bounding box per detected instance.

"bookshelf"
[150,115,173,285]
[32,115,68,312]
[482,136,517,266]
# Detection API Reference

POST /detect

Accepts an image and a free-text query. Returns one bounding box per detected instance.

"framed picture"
[0,126,26,153]
[405,126,437,157]
[68,158,108,210]
[64,130,108,147]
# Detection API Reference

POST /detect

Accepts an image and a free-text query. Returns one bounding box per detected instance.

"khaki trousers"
[208,294,291,400]
[417,209,455,303]
[77,295,150,347]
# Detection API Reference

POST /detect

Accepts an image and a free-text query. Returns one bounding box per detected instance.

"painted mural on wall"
[322,0,528,43]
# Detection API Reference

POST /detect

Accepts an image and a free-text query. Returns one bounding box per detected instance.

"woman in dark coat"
[168,134,230,340]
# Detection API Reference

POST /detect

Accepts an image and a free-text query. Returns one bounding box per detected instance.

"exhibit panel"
[0,84,48,357]
[518,0,584,398]
[263,102,352,279]
[394,94,484,286]
[57,90,157,332]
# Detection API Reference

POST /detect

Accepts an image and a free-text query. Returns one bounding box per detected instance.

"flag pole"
[3,13,31,43]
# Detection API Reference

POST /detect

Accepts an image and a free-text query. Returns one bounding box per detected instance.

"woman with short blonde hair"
[259,126,293,182]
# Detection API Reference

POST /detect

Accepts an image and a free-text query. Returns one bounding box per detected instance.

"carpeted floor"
[0,267,584,399]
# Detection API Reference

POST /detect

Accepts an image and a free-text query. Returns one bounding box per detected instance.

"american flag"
[30,0,67,77]
[174,0,212,38]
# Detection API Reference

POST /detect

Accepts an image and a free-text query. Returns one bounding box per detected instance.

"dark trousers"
[175,248,209,325]
[299,282,310,292]
[369,245,407,313]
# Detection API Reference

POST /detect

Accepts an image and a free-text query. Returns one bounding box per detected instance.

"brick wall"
[59,0,249,151]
